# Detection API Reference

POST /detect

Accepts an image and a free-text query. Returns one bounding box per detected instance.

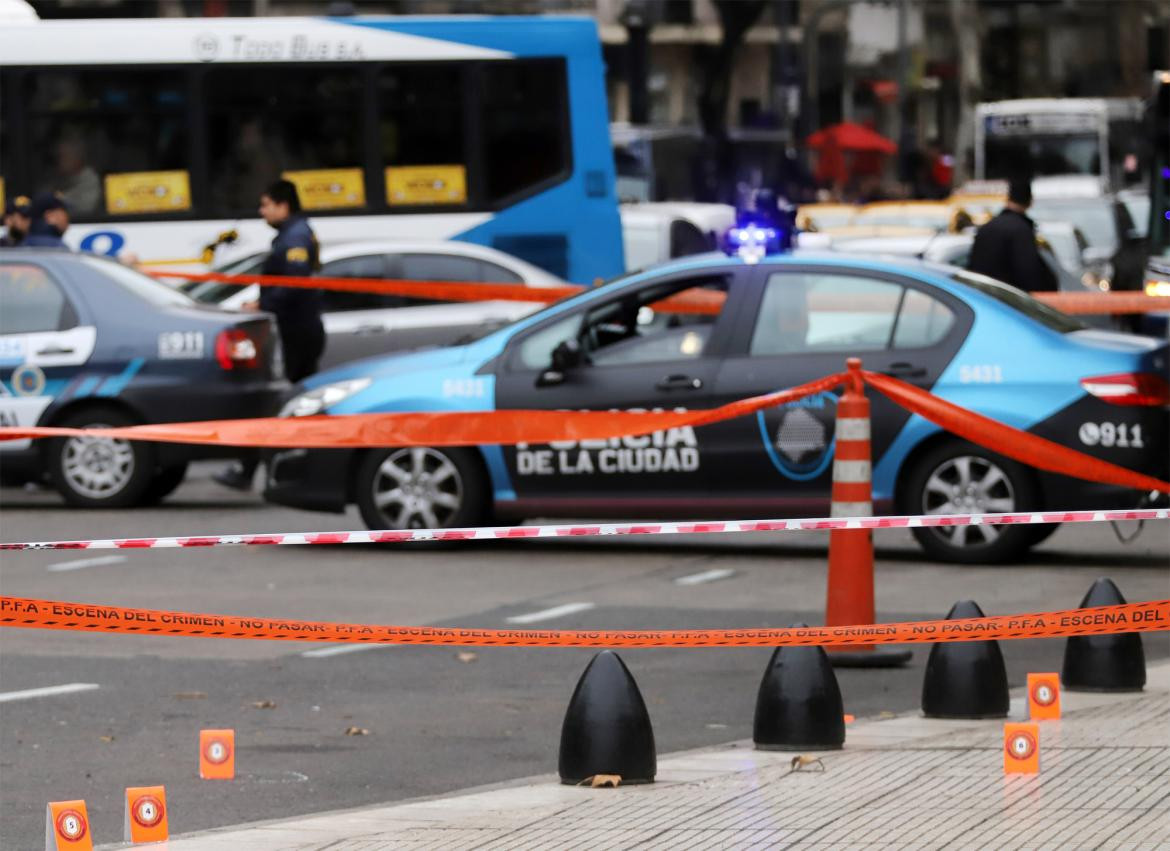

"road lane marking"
[675,568,737,586]
[47,555,126,572]
[0,683,100,703]
[506,602,595,624]
[301,644,390,659]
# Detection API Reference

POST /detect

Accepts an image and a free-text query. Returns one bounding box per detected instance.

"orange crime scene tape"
[1,597,1166,648]
[146,268,1170,315]
[861,371,1170,494]
[145,268,727,316]
[2,370,1166,495]
[0,373,846,448]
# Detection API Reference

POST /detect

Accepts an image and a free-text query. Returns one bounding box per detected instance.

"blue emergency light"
[721,192,797,263]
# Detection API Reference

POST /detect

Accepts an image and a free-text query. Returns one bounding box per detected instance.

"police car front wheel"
[355,447,487,531]
[48,406,157,508]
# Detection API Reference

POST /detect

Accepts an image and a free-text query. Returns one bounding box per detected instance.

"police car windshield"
[948,269,1084,333]
[80,256,195,308]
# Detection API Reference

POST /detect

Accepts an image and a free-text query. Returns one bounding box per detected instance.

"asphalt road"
[1,464,1167,848]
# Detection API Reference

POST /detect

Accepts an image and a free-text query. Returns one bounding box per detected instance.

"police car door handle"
[353,324,385,335]
[884,362,926,379]
[656,374,702,391]
[36,345,74,355]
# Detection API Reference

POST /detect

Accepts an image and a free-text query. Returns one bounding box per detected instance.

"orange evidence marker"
[124,786,168,843]
[1004,723,1040,774]
[46,800,92,850]
[200,729,235,780]
[1027,673,1061,721]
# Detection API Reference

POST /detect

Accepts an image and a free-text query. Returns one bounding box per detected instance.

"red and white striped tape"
[1,508,1164,552]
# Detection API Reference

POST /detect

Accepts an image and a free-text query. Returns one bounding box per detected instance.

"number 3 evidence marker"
[200,729,235,780]
[1027,673,1061,721]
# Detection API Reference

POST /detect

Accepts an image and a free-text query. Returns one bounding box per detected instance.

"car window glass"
[0,264,76,333]
[893,288,955,348]
[948,269,1084,333]
[78,256,192,307]
[399,254,482,282]
[516,312,581,369]
[751,273,902,355]
[319,255,398,312]
[478,260,523,284]
[585,277,729,367]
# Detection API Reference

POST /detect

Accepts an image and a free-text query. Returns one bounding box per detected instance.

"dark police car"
[1,251,285,506]
[264,241,1168,563]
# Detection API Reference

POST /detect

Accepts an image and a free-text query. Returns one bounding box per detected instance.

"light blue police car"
[265,233,1168,563]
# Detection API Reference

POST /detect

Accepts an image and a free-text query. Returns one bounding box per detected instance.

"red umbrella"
[807,122,897,154]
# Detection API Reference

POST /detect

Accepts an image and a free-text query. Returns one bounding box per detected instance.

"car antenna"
[916,225,946,260]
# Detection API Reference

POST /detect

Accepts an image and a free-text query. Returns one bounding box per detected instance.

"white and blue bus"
[0,15,623,283]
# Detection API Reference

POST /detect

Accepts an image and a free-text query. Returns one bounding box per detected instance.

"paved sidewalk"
[118,662,1170,850]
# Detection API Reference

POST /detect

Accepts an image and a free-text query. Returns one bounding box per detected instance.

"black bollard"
[558,651,656,784]
[921,600,1009,719]
[1062,578,1146,692]
[753,625,845,750]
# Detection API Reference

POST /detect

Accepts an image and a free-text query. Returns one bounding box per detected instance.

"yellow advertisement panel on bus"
[283,168,366,211]
[104,171,191,215]
[385,165,467,206]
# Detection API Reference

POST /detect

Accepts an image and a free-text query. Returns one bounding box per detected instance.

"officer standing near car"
[0,194,32,247]
[967,177,1057,293]
[216,179,326,491]
[22,192,70,248]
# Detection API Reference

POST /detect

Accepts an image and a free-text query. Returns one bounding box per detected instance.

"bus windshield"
[984,135,1100,179]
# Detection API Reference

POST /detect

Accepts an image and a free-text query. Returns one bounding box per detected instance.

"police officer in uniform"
[23,192,70,248]
[215,179,326,491]
[1,195,32,247]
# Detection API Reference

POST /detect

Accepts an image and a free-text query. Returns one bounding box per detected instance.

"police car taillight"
[1080,373,1170,406]
[215,328,259,370]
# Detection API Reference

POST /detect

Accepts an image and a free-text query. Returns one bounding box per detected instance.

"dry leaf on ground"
[345,726,370,736]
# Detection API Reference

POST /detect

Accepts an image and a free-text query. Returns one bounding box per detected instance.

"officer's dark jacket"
[0,232,25,248]
[967,208,1057,293]
[259,215,324,328]
[23,220,66,248]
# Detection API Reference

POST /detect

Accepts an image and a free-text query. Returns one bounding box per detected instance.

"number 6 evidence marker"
[1027,673,1061,721]
[46,800,92,851]
[124,786,168,843]
[200,729,235,780]
[1004,722,1040,775]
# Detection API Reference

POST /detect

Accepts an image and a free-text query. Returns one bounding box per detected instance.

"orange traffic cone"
[824,358,910,667]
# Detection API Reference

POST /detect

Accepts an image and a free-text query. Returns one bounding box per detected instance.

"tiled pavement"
[109,662,1170,850]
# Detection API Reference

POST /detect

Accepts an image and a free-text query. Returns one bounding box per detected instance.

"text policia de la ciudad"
[2,597,1166,648]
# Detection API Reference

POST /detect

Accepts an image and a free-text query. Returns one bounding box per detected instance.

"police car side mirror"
[551,338,583,371]
[537,339,583,387]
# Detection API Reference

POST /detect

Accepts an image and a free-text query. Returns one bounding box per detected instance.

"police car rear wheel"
[49,407,156,508]
[356,447,486,530]
[902,441,1039,564]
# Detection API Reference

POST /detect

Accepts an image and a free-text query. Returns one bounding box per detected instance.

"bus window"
[25,69,188,219]
[205,65,364,217]
[379,64,467,207]
[480,59,570,205]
